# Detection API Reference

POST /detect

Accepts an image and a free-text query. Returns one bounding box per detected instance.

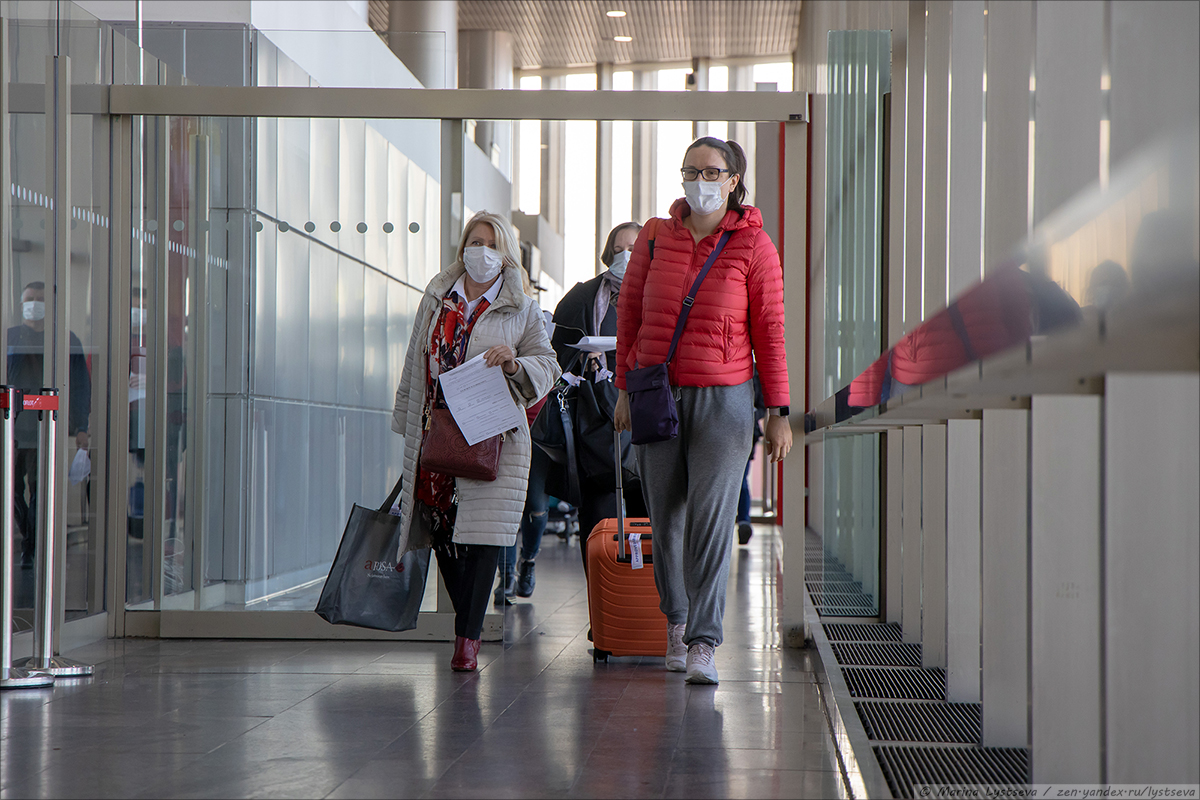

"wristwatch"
[768,406,790,417]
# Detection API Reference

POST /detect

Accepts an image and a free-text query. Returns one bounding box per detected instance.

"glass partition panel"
[823,30,890,399]
[813,31,890,617]
[3,6,114,625]
[124,111,439,612]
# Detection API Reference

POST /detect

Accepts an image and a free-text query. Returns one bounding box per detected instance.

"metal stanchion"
[1,386,55,689]
[13,389,93,677]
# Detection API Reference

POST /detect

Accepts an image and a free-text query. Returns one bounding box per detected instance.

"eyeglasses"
[680,167,730,182]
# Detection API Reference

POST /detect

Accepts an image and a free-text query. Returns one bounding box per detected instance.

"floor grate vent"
[856,701,981,743]
[812,602,880,616]
[831,642,922,667]
[807,590,876,604]
[824,623,903,642]
[806,578,862,590]
[843,667,946,700]
[874,745,1029,798]
[811,604,878,618]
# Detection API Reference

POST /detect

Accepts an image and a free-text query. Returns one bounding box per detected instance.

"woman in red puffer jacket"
[614,137,792,686]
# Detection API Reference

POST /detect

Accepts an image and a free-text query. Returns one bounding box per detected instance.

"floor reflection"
[0,524,844,799]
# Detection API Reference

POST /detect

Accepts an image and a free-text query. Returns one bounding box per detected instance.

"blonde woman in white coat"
[391,211,560,671]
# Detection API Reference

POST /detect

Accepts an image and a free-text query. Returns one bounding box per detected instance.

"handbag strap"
[559,396,582,507]
[664,229,734,366]
[378,476,404,515]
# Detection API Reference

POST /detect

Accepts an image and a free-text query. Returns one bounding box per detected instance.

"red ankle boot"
[451,636,480,671]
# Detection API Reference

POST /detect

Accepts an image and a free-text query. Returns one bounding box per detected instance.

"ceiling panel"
[369,1,803,70]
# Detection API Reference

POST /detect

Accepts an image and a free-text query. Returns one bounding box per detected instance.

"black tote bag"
[315,478,431,633]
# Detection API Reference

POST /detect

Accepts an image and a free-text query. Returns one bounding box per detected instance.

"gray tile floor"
[0,526,845,799]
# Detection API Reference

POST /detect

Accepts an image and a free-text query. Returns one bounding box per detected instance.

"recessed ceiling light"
[606,10,626,17]
[614,35,633,42]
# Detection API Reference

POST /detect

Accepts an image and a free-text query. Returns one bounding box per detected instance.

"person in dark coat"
[550,222,648,571]
[6,281,91,567]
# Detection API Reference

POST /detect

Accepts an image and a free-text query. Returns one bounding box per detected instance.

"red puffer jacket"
[615,199,790,407]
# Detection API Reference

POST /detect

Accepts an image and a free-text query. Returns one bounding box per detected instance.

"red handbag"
[419,406,503,482]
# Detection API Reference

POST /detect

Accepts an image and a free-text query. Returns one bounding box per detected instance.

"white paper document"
[437,354,526,446]
[570,336,616,353]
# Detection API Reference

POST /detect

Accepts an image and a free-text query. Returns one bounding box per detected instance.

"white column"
[1109,1,1200,167]
[387,0,457,89]
[1030,396,1102,782]
[885,428,903,624]
[1105,374,1200,782]
[887,0,908,346]
[630,70,657,223]
[902,0,926,330]
[921,424,947,668]
[923,1,952,317]
[983,0,1033,272]
[902,425,922,642]
[595,62,613,245]
[1033,0,1102,227]
[946,418,981,702]
[781,119,808,645]
[981,408,1029,746]
[948,0,985,297]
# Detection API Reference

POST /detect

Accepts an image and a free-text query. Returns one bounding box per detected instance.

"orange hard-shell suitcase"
[586,432,668,662]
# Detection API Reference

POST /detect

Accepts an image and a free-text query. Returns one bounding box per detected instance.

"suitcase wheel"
[592,648,610,663]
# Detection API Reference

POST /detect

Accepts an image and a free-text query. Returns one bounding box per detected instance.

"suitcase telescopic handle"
[615,427,626,559]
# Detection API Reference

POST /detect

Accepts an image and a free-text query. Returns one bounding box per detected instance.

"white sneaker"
[685,642,718,684]
[665,623,687,672]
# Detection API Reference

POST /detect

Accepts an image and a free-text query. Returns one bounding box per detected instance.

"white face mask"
[22,300,45,321]
[607,249,631,283]
[462,245,504,284]
[682,177,731,217]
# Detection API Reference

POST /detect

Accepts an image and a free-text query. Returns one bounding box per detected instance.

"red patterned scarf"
[415,289,492,518]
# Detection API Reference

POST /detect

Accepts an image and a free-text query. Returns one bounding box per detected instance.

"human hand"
[484,345,519,375]
[614,390,631,433]
[76,430,90,449]
[763,415,793,462]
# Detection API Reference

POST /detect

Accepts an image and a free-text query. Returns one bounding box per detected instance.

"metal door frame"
[19,83,810,640]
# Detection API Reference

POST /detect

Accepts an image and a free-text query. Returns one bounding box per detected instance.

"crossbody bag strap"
[664,229,734,365]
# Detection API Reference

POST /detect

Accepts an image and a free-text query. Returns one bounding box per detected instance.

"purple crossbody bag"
[625,229,733,445]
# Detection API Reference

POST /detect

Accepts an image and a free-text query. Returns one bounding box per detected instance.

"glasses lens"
[681,168,698,181]
[702,168,723,181]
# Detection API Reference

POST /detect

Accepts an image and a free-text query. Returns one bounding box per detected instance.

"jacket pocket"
[722,318,735,363]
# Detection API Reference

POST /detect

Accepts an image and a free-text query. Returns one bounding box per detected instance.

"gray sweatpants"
[636,381,755,648]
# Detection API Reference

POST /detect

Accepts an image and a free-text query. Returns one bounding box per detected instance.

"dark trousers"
[435,544,501,640]
[14,448,38,558]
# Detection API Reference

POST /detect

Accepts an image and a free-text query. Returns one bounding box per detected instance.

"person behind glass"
[613,138,793,685]
[6,281,91,569]
[550,222,651,576]
[391,211,559,672]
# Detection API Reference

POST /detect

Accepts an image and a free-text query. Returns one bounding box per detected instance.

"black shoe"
[738,522,753,545]
[516,559,536,597]
[494,579,515,607]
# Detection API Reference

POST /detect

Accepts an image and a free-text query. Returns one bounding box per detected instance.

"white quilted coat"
[391,263,560,550]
